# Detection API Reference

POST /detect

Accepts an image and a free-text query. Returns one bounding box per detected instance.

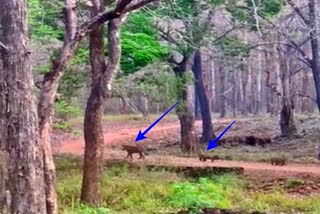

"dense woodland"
[1,0,320,213]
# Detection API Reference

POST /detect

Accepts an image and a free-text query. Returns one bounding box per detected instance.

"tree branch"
[258,14,313,65]
[286,0,310,26]
[0,41,8,50]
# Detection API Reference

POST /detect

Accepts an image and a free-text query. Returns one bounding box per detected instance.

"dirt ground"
[56,115,320,178]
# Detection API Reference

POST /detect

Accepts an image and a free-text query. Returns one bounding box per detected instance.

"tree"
[0,0,47,212]
[35,0,150,211]
[277,44,297,136]
[285,0,320,112]
[81,0,160,206]
[157,0,222,151]
[192,49,215,143]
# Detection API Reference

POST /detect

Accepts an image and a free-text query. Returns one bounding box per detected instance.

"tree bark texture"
[0,0,47,212]
[172,56,196,153]
[192,49,215,143]
[219,65,226,117]
[308,0,320,112]
[278,46,297,137]
[81,3,124,203]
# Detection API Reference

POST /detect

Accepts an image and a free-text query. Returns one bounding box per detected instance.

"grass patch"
[55,155,320,214]
[284,178,305,189]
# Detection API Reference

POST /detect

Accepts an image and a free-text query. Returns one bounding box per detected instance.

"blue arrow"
[207,120,236,151]
[135,101,179,142]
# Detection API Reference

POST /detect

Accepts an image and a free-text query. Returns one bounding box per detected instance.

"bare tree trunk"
[219,65,226,118]
[192,49,215,143]
[231,69,237,117]
[278,46,297,137]
[171,56,196,152]
[308,0,320,112]
[194,86,202,120]
[0,0,47,212]
[255,51,262,114]
[81,1,106,205]
[248,58,255,113]
[138,93,149,117]
[214,63,220,113]
[301,72,312,112]
[81,9,124,204]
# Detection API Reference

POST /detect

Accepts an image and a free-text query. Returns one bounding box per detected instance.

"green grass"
[56,155,320,214]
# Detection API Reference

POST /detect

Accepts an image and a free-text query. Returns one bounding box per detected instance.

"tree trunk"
[192,50,215,143]
[139,93,149,117]
[81,2,106,205]
[0,0,47,212]
[37,1,77,212]
[219,65,226,118]
[194,86,202,120]
[81,12,124,205]
[278,46,296,137]
[172,56,196,153]
[255,51,262,114]
[301,72,312,112]
[308,0,320,112]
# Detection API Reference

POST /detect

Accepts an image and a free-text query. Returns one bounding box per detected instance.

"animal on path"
[270,157,287,166]
[122,145,146,160]
[199,153,220,162]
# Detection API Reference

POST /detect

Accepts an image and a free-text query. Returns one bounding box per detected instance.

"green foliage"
[53,121,72,131]
[66,204,111,214]
[58,47,89,100]
[34,63,51,75]
[166,176,240,210]
[115,62,178,108]
[28,0,63,40]
[285,178,305,189]
[54,100,81,120]
[218,36,251,57]
[227,0,283,32]
[120,12,169,74]
[245,0,284,17]
[121,32,169,74]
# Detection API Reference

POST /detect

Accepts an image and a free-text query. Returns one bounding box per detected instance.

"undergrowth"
[56,155,320,214]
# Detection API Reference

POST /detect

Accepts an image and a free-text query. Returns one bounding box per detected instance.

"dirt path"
[58,118,320,177]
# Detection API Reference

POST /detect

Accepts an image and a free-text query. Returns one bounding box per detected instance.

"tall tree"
[192,49,216,143]
[36,0,153,211]
[0,0,47,212]
[278,44,297,136]
[281,0,320,111]
[81,0,160,206]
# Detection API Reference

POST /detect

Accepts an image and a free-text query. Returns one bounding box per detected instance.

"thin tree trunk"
[256,51,262,114]
[192,49,215,143]
[172,56,196,153]
[81,12,124,205]
[278,46,296,137]
[308,0,320,112]
[37,1,77,212]
[219,65,226,118]
[0,0,47,212]
[214,63,220,113]
[301,72,312,112]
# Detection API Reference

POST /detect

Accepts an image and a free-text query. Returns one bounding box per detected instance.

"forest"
[0,0,320,213]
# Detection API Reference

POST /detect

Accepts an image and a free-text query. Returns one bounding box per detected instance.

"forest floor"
[55,115,320,213]
[56,114,320,180]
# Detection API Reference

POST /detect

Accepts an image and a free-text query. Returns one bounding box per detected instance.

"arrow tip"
[207,139,218,151]
[135,130,147,142]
